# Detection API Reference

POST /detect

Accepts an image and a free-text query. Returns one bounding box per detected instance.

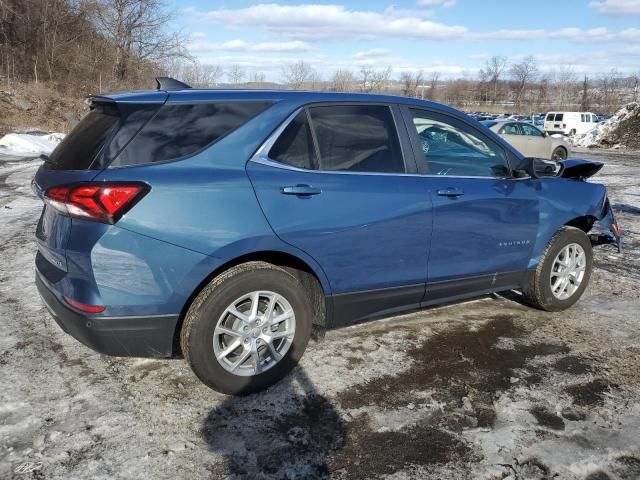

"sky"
[172,0,640,81]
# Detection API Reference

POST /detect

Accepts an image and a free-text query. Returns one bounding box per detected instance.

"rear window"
[46,104,119,170]
[110,102,271,167]
[308,105,404,173]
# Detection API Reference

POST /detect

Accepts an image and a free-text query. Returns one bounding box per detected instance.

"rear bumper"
[36,273,179,357]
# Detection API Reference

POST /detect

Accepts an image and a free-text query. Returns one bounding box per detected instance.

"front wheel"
[180,262,312,395]
[522,226,593,312]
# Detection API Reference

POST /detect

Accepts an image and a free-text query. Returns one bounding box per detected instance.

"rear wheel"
[551,146,568,161]
[522,227,592,311]
[569,129,577,136]
[181,262,312,395]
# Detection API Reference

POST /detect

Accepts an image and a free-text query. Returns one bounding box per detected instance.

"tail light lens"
[44,182,149,224]
[63,296,106,313]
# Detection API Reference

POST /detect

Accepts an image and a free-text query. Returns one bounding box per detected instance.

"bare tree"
[94,0,188,81]
[556,65,577,110]
[427,71,440,101]
[369,66,392,93]
[580,75,590,111]
[281,60,313,89]
[400,70,424,98]
[330,69,355,92]
[510,55,537,109]
[227,64,246,86]
[479,55,507,104]
[358,66,373,92]
[249,71,266,86]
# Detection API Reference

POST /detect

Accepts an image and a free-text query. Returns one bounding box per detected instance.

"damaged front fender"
[590,197,622,253]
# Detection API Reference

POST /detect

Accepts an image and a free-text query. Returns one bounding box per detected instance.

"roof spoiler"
[155,77,192,91]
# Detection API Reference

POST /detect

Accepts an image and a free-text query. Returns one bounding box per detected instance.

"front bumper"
[36,273,179,357]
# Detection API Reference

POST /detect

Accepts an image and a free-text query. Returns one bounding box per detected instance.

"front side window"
[555,113,564,122]
[307,105,405,173]
[110,101,271,167]
[409,108,510,177]
[521,124,544,137]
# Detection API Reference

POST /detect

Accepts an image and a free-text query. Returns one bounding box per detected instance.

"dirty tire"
[180,261,312,395]
[551,146,568,161]
[522,226,593,312]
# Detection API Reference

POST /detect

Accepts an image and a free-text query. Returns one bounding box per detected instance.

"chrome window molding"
[249,106,526,181]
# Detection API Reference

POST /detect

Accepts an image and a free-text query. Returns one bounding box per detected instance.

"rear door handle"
[281,185,322,196]
[436,188,464,197]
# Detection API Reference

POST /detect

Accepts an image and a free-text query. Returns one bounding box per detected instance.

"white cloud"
[417,0,456,8]
[204,4,640,44]
[353,48,393,59]
[205,4,468,41]
[589,0,640,15]
[189,39,314,53]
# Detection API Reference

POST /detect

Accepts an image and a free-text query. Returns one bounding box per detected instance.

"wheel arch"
[172,250,330,355]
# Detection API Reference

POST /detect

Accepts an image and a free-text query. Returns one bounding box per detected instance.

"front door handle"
[281,185,322,196]
[436,188,464,197]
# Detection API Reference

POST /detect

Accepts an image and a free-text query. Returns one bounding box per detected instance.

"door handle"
[281,185,322,196]
[436,188,464,197]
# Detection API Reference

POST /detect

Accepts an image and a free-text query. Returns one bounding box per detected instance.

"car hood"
[560,159,604,180]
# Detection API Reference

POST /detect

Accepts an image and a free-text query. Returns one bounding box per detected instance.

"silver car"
[483,120,571,160]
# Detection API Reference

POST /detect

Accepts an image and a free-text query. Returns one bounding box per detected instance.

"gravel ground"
[1,148,639,480]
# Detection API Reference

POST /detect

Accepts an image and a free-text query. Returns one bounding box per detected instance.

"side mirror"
[514,157,538,178]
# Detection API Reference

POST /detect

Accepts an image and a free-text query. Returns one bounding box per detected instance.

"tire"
[551,146,567,161]
[522,226,593,312]
[181,261,312,395]
[569,129,577,136]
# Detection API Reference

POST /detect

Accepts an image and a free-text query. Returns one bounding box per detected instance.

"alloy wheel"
[213,291,296,376]
[550,243,586,300]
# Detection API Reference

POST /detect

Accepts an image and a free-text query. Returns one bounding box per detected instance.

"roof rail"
[155,77,192,91]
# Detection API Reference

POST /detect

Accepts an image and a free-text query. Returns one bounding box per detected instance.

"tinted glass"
[521,124,543,137]
[555,113,564,121]
[269,111,316,169]
[111,102,271,167]
[500,123,521,135]
[47,105,119,170]
[308,105,404,173]
[409,108,510,177]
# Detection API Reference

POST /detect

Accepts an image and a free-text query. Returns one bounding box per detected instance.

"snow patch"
[0,132,65,156]
[571,103,639,149]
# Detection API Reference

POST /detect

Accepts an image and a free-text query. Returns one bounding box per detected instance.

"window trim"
[399,105,517,180]
[253,101,418,176]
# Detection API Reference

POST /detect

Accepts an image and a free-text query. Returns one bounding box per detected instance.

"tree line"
[2,1,638,114]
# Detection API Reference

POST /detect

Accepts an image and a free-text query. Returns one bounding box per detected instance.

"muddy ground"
[0,148,639,479]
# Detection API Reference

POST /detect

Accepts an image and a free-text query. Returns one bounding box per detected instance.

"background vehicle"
[544,111,598,136]
[34,79,621,395]
[484,120,571,160]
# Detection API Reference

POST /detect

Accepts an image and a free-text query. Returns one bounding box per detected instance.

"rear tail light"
[63,296,105,313]
[44,182,149,224]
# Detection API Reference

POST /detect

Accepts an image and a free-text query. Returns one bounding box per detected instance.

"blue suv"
[34,78,620,394]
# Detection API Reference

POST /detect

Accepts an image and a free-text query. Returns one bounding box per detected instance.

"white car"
[544,111,598,136]
[485,121,571,160]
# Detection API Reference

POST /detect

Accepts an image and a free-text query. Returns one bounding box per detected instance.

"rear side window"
[269,111,316,169]
[110,102,271,167]
[308,105,404,173]
[47,105,119,170]
[555,113,564,121]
